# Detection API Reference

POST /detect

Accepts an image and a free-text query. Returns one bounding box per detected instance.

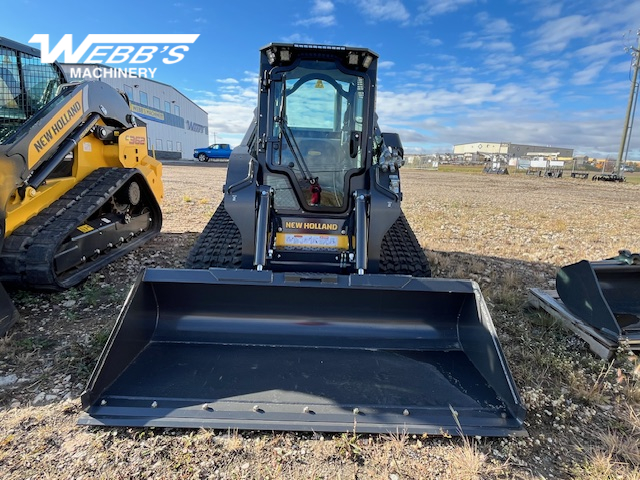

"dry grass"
[447,440,509,480]
[447,406,510,479]
[1,165,639,479]
[573,450,640,480]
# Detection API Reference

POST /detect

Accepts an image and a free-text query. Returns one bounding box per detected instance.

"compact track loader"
[80,44,525,436]
[0,37,163,334]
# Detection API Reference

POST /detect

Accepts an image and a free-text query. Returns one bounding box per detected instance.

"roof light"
[266,48,277,65]
[347,53,359,65]
[362,55,373,69]
[280,49,291,62]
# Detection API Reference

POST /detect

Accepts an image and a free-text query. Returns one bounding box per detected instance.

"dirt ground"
[0,164,639,479]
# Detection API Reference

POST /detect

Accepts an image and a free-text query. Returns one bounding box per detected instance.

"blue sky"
[4,0,640,159]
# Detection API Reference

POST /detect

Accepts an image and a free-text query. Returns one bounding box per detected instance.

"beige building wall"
[453,142,508,155]
[454,142,573,158]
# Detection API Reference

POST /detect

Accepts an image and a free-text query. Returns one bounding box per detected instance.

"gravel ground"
[0,164,639,479]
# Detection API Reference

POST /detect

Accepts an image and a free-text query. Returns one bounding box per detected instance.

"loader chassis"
[190,44,431,276]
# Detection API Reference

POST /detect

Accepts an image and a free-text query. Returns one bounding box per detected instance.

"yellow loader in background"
[0,37,163,334]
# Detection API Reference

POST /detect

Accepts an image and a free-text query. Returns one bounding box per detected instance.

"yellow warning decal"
[76,224,94,233]
[28,90,84,168]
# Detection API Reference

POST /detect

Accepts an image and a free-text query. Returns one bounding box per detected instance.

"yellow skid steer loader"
[0,37,163,334]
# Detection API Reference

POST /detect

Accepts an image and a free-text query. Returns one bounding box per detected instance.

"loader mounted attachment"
[556,252,640,350]
[79,268,525,436]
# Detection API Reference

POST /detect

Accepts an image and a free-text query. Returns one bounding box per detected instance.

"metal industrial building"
[453,142,574,160]
[61,64,208,160]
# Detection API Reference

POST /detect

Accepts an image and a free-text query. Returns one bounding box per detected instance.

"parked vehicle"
[193,143,232,162]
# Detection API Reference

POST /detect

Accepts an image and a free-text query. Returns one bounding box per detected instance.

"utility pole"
[616,30,640,176]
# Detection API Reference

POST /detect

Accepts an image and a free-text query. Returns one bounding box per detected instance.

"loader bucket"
[556,259,640,346]
[79,268,526,436]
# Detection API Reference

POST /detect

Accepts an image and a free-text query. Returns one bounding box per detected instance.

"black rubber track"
[0,168,161,290]
[379,213,431,277]
[185,202,243,269]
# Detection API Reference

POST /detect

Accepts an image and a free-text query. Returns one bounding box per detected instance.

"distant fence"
[405,155,440,170]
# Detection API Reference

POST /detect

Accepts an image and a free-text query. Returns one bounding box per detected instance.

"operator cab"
[261,44,377,213]
[0,37,66,144]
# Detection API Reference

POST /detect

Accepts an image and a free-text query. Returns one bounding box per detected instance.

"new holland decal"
[28,90,84,167]
[283,220,339,232]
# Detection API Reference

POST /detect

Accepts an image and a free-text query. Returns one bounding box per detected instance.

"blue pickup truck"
[193,143,232,162]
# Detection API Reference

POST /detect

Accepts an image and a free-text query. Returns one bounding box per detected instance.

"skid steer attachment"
[79,268,525,436]
[556,252,640,350]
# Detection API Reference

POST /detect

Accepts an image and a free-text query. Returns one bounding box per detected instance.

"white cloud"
[313,0,334,15]
[530,1,562,20]
[388,109,630,157]
[402,58,476,82]
[536,76,562,91]
[458,12,515,55]
[609,59,636,76]
[593,1,640,34]
[240,72,259,84]
[571,62,607,86]
[418,0,475,17]
[573,41,619,63]
[459,39,514,52]
[295,0,336,27]
[281,33,315,44]
[217,78,240,84]
[529,15,601,53]
[530,58,568,72]
[376,84,493,119]
[474,12,513,35]
[356,0,410,22]
[190,81,258,145]
[295,15,336,27]
[417,34,444,47]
